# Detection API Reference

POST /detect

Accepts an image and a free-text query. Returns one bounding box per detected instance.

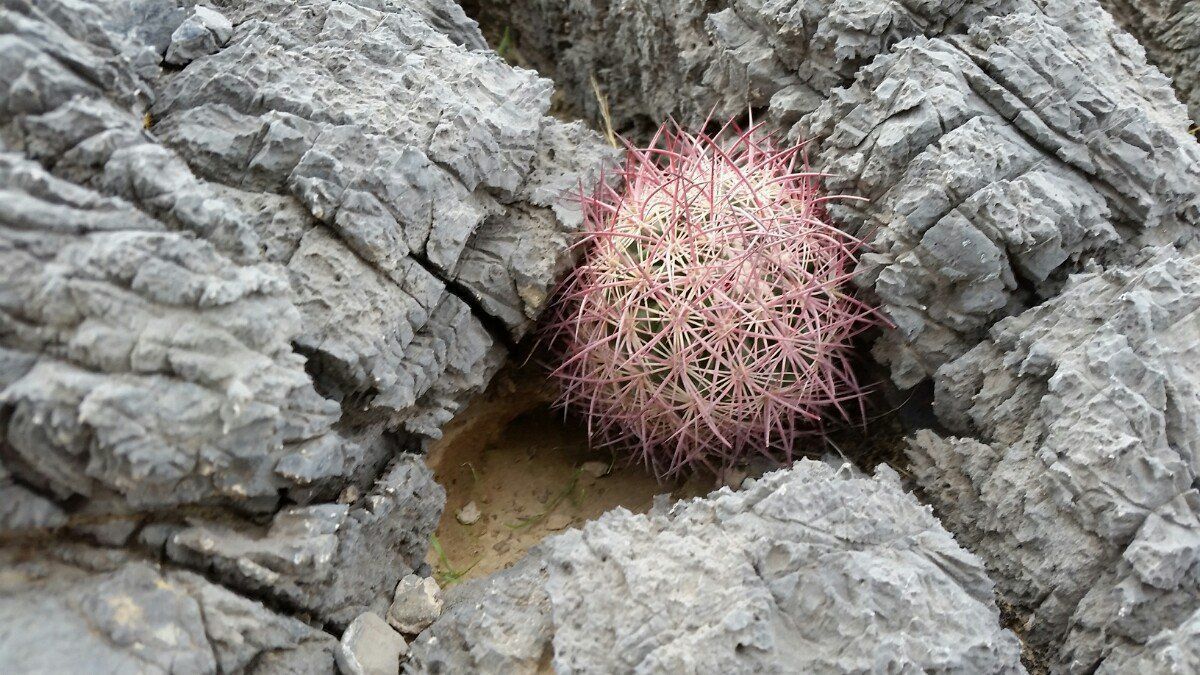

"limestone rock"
[407,461,1024,673]
[471,0,1009,132]
[5,0,1200,671]
[0,0,612,526]
[908,250,1200,671]
[160,455,443,628]
[388,574,443,635]
[799,0,1200,387]
[165,5,233,65]
[455,500,481,525]
[0,548,337,674]
[0,0,612,659]
[578,461,608,479]
[337,613,408,675]
[1099,0,1200,125]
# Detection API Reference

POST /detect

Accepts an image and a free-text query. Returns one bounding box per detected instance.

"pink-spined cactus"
[545,120,880,478]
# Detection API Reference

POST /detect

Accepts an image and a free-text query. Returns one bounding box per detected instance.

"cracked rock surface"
[799,0,1200,388]
[772,0,1200,670]
[468,0,1013,132]
[0,545,337,674]
[0,0,612,666]
[909,249,1200,672]
[1099,0,1200,126]
[407,461,1024,674]
[768,0,1200,670]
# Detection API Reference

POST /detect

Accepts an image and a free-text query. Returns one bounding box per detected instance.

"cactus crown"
[545,120,879,478]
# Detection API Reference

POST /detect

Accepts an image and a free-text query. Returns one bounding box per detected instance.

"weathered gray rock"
[160,455,443,627]
[153,0,616,338]
[780,0,1200,670]
[405,556,551,674]
[407,460,1024,674]
[1,0,612,513]
[470,0,1012,132]
[799,0,1200,387]
[908,249,1200,671]
[454,500,480,525]
[387,574,443,635]
[338,612,407,675]
[0,151,344,510]
[0,547,337,674]
[712,1,1200,670]
[1099,0,1200,125]
[165,5,233,65]
[0,456,67,532]
[0,0,612,662]
[1098,606,1200,674]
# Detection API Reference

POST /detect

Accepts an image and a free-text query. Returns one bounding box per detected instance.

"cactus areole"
[546,120,879,478]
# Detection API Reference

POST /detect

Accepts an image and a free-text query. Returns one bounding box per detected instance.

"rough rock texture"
[407,461,1024,673]
[157,454,443,627]
[0,0,613,665]
[337,612,407,675]
[908,250,1200,671]
[1099,0,1200,125]
[387,574,442,635]
[800,0,1200,387]
[468,0,1012,132]
[0,546,337,674]
[165,5,233,65]
[757,0,1200,671]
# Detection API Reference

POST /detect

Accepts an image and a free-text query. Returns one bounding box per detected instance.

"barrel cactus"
[545,121,879,477]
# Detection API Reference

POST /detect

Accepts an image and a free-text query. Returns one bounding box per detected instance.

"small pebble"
[388,574,444,635]
[580,461,609,478]
[455,501,481,525]
[336,612,406,675]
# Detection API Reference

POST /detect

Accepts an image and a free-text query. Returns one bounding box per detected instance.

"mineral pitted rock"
[164,5,233,65]
[908,250,1200,671]
[468,0,1014,132]
[407,461,1024,674]
[0,0,613,658]
[158,455,443,627]
[338,612,408,675]
[387,574,443,635]
[769,1,1200,670]
[0,151,341,509]
[0,548,337,674]
[799,1,1200,387]
[1099,0,1200,125]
